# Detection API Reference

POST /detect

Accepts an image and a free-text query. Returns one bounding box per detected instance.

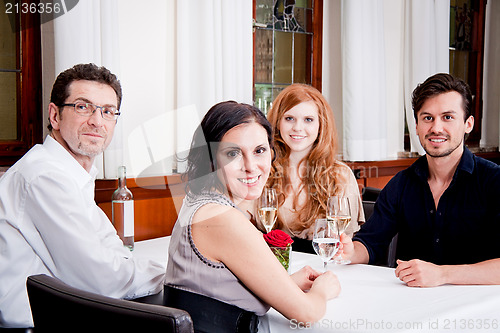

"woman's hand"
[310,270,341,300]
[292,266,341,299]
[290,265,321,291]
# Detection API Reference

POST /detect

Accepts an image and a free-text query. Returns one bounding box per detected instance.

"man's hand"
[338,233,369,264]
[395,259,447,287]
[339,233,354,260]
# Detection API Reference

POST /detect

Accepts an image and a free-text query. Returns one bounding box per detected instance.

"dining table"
[135,236,500,332]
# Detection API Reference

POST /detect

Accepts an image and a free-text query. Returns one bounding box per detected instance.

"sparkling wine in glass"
[312,218,340,269]
[258,188,278,233]
[327,195,351,264]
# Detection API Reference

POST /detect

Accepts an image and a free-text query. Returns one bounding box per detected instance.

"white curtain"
[175,0,253,172]
[341,0,449,160]
[117,0,175,178]
[403,0,449,154]
[50,0,253,177]
[342,0,388,161]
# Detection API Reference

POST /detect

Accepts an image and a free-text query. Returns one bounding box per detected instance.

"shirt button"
[430,209,435,214]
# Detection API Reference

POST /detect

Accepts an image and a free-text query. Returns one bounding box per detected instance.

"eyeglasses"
[59,102,121,121]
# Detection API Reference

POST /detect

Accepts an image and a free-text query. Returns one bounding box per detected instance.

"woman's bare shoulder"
[193,203,244,227]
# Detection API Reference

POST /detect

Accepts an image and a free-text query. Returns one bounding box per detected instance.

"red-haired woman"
[265,84,365,253]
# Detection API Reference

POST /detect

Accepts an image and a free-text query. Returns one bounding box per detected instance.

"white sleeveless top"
[165,191,270,316]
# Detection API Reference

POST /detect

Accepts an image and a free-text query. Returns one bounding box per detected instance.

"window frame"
[462,0,486,146]
[252,0,324,96]
[311,0,323,91]
[0,10,43,166]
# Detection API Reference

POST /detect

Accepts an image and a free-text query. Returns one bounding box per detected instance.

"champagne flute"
[312,218,340,270]
[257,188,278,233]
[327,195,352,264]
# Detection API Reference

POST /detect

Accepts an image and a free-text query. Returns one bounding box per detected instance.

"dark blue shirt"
[353,147,500,265]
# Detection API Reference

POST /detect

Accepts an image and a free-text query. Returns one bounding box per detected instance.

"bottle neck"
[118,166,127,189]
[118,177,127,188]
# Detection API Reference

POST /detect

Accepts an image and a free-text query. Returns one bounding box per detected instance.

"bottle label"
[123,200,134,237]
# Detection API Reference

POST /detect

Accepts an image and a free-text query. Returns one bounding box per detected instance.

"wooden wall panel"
[365,176,393,189]
[96,175,186,241]
[98,196,183,242]
[348,151,500,194]
[96,152,500,241]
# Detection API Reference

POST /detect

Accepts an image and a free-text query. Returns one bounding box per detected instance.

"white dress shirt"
[0,136,166,328]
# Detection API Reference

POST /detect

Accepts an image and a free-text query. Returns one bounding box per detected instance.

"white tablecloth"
[134,236,170,266]
[135,237,500,333]
[267,251,500,332]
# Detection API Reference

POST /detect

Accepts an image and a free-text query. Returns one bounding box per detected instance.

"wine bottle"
[112,166,134,250]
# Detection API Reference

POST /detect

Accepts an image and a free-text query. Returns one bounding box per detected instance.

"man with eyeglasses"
[0,64,165,329]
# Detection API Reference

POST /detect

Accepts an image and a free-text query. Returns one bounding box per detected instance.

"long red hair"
[267,84,347,233]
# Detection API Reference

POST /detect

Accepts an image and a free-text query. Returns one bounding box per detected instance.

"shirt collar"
[44,135,98,188]
[413,146,475,180]
[456,146,474,175]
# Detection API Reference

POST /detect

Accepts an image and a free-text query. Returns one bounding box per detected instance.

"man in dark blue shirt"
[342,73,500,287]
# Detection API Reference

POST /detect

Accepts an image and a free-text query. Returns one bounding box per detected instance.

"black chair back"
[361,186,382,202]
[163,285,258,333]
[362,187,398,268]
[27,274,193,332]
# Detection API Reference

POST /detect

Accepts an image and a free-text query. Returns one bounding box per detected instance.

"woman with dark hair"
[165,101,339,332]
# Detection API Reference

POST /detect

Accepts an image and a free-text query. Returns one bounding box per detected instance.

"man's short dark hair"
[48,63,122,131]
[412,73,472,122]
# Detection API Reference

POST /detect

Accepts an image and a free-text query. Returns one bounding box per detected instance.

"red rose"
[263,230,294,247]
